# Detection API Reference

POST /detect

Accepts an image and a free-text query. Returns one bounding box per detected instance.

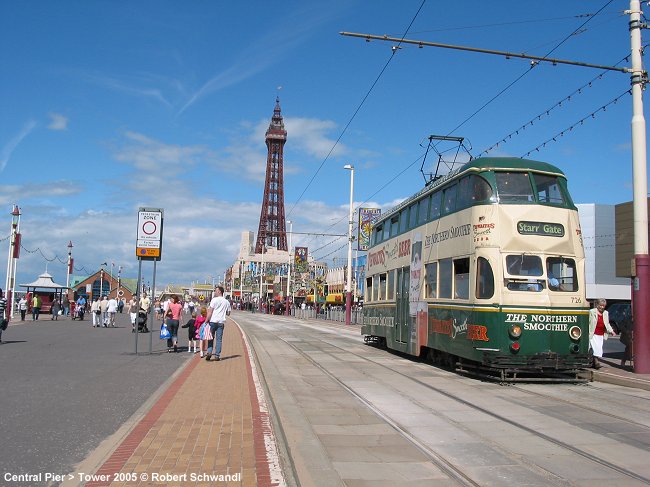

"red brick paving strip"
[85,356,201,487]
[83,320,274,486]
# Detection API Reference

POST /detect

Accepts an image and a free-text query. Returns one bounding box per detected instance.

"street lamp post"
[66,241,73,309]
[5,205,21,320]
[259,246,266,312]
[344,164,355,325]
[286,220,292,316]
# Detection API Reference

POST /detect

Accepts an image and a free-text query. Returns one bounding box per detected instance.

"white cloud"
[0,120,37,172]
[47,113,68,131]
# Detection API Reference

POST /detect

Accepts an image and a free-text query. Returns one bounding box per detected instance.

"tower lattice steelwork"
[255,97,288,253]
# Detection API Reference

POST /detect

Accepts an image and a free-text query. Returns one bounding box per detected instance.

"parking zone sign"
[136,208,163,261]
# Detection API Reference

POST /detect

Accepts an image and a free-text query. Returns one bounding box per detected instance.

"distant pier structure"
[255,97,288,253]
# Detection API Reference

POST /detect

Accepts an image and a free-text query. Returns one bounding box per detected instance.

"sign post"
[135,208,163,354]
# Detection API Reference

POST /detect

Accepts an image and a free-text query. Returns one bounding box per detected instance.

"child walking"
[197,307,211,358]
[181,312,197,353]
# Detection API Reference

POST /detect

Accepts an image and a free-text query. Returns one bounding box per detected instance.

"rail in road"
[236,311,650,486]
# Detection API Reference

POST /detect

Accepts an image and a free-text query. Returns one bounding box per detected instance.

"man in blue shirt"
[76,295,87,320]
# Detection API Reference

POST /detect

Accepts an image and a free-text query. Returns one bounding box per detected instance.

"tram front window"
[505,254,545,292]
[495,172,534,203]
[546,257,578,292]
[533,173,566,206]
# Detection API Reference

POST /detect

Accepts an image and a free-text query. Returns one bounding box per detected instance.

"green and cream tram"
[361,157,591,381]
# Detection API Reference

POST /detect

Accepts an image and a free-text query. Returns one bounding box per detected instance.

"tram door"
[395,267,410,343]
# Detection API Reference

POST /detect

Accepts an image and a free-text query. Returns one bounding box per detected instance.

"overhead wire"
[441,0,615,140]
[293,0,428,263]
[478,51,634,157]
[286,0,426,222]
[313,1,614,263]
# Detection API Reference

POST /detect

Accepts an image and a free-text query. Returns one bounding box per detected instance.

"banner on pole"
[358,208,381,251]
[294,247,308,273]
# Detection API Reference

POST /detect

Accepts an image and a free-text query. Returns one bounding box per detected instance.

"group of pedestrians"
[165,286,231,361]
[88,296,119,327]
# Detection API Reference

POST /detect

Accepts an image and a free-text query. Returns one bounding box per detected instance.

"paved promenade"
[53,312,649,487]
[62,319,284,487]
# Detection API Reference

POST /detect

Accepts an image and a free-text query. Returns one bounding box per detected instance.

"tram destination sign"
[517,221,564,237]
[136,207,164,261]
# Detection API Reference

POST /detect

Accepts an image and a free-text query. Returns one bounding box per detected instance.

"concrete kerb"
[60,353,194,487]
[232,316,291,487]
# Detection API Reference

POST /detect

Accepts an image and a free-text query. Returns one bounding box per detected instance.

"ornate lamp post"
[5,205,21,319]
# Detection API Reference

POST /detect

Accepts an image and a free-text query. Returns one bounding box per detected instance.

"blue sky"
[0,0,641,290]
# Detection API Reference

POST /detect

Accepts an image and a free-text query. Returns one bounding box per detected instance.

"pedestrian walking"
[107,295,118,327]
[204,286,231,362]
[165,294,182,353]
[127,297,137,332]
[181,312,197,353]
[588,298,616,369]
[91,297,101,327]
[32,294,42,320]
[198,308,212,358]
[140,293,151,316]
[0,288,8,343]
[51,298,61,320]
[18,296,27,321]
[76,295,87,320]
[100,296,109,327]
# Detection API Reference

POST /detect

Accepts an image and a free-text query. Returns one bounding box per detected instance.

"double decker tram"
[361,157,591,382]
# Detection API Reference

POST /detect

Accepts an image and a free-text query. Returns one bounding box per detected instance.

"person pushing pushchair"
[136,308,149,333]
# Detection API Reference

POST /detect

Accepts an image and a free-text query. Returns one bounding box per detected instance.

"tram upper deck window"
[409,203,418,229]
[459,176,494,209]
[373,225,382,245]
[390,216,399,237]
[382,221,390,241]
[505,254,545,292]
[443,184,458,214]
[533,173,566,206]
[546,257,578,292]
[399,207,409,233]
[430,191,442,220]
[417,196,430,225]
[495,172,534,203]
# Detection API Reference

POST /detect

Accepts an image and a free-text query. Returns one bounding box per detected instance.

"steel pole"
[344,165,354,325]
[259,248,264,312]
[629,0,650,373]
[286,220,292,316]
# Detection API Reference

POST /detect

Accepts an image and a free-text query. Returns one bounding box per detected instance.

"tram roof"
[464,156,566,175]
[378,156,567,222]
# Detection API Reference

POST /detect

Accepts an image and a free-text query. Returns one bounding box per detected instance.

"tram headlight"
[568,325,581,341]
[509,324,522,339]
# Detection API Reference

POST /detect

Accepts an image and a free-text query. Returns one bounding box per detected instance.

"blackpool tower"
[255,97,288,253]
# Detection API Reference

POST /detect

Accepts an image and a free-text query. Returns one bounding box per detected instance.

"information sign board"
[136,208,163,261]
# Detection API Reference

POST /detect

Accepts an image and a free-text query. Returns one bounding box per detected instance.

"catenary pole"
[629,0,649,373]
[286,220,292,316]
[344,165,355,325]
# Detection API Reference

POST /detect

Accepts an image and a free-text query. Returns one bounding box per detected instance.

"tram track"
[254,317,650,485]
